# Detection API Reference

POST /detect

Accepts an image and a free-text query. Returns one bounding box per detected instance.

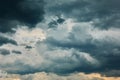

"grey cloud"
[39,23,120,76]
[12,50,22,54]
[0,22,119,76]
[48,20,58,28]
[56,16,65,24]
[0,0,120,77]
[35,40,100,74]
[0,0,45,33]
[0,48,10,55]
[0,43,99,75]
[101,70,120,77]
[0,60,40,75]
[0,36,17,46]
[45,0,120,29]
[25,45,33,49]
[48,16,65,28]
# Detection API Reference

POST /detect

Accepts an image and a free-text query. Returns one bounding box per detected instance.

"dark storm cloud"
[12,50,22,54]
[57,17,65,24]
[101,70,120,77]
[25,45,33,49]
[48,20,58,28]
[48,16,65,28]
[0,48,10,55]
[42,39,120,76]
[0,36,17,45]
[46,0,120,29]
[0,61,38,74]
[0,0,45,33]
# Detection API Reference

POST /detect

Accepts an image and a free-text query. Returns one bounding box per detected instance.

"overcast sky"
[0,0,120,80]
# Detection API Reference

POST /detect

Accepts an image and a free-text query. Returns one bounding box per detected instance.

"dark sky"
[0,0,44,33]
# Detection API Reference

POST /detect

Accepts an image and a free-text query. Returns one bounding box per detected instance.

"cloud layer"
[0,0,45,33]
[45,0,120,29]
[0,0,120,78]
[0,20,120,76]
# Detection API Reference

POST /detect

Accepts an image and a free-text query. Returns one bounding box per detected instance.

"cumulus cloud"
[36,20,120,75]
[36,43,99,74]
[0,19,119,76]
[0,0,120,78]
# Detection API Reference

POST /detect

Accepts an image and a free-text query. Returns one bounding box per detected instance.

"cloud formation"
[0,48,10,55]
[0,0,45,33]
[0,20,120,76]
[0,35,17,46]
[0,0,120,78]
[45,0,120,29]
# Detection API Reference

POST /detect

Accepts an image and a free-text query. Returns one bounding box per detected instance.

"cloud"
[0,0,120,77]
[0,45,99,75]
[1,72,120,80]
[36,43,100,74]
[0,35,17,46]
[45,0,120,29]
[0,20,120,76]
[0,48,10,55]
[0,26,99,75]
[12,50,22,54]
[0,0,45,33]
[36,21,120,75]
[48,16,65,28]
[101,70,120,77]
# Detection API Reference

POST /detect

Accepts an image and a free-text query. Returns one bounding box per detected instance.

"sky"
[0,0,120,80]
